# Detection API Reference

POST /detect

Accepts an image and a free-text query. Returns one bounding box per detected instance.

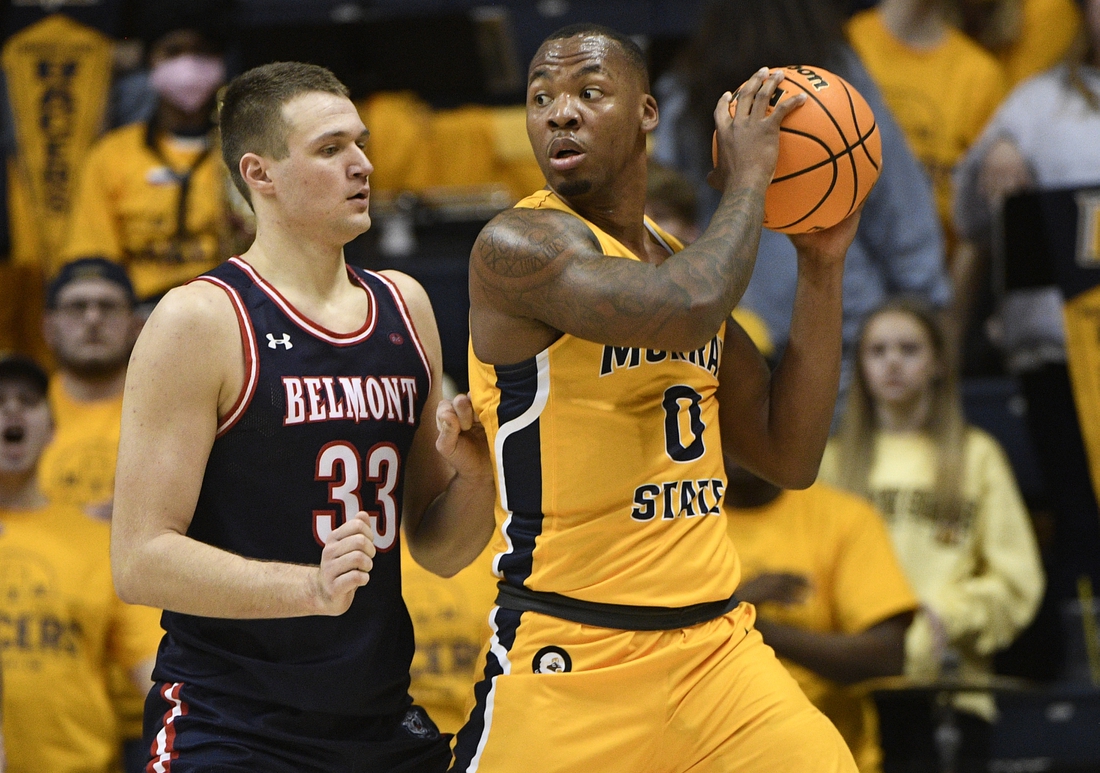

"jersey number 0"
[663,385,706,462]
[313,441,399,550]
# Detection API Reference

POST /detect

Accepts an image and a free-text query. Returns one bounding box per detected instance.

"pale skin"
[859,310,939,433]
[42,277,144,519]
[0,380,154,692]
[111,89,494,619]
[471,33,861,488]
[42,277,143,403]
[877,0,950,49]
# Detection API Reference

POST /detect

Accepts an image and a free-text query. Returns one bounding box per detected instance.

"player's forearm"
[407,470,497,578]
[114,531,324,618]
[657,185,768,350]
[764,257,845,487]
[755,618,906,685]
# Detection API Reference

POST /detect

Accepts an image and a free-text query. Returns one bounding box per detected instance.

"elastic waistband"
[494,583,740,631]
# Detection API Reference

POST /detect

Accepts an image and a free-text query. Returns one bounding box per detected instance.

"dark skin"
[726,460,913,685]
[469,32,861,488]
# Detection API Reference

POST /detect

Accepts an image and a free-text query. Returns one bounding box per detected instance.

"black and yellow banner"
[1065,191,1100,500]
[2,14,112,270]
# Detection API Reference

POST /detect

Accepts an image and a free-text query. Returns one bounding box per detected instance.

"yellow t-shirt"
[0,501,163,773]
[62,123,229,300]
[35,380,152,740]
[999,0,1082,88]
[469,189,741,607]
[402,541,498,734]
[848,10,1008,237]
[38,380,122,510]
[821,428,1045,719]
[726,484,918,773]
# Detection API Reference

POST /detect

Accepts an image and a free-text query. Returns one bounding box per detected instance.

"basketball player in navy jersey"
[110,62,494,772]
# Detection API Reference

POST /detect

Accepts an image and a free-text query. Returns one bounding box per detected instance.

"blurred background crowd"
[1,0,1099,771]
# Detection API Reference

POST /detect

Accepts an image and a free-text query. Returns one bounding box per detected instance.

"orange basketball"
[713,65,881,234]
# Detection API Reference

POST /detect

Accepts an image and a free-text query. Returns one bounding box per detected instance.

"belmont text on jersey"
[282,375,418,425]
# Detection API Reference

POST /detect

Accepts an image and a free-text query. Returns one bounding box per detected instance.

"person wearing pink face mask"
[62,6,252,308]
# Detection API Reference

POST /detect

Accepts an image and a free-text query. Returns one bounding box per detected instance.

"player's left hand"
[435,393,491,481]
[787,207,862,266]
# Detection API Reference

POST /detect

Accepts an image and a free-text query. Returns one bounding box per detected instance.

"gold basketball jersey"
[469,190,741,608]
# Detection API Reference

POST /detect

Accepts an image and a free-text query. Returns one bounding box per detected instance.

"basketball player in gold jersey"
[450,23,864,773]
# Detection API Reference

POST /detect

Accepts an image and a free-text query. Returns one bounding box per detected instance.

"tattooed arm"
[470,189,765,357]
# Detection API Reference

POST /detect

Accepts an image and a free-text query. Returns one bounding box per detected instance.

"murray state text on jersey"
[282,375,419,426]
[599,334,723,378]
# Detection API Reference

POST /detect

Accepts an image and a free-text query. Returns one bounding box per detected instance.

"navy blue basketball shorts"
[143,681,452,773]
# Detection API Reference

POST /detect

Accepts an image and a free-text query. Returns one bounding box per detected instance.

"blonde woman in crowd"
[821,297,1044,773]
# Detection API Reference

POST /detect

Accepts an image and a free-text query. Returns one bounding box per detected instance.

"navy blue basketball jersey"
[154,257,432,716]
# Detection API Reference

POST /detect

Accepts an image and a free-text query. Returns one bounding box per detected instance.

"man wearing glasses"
[39,258,142,518]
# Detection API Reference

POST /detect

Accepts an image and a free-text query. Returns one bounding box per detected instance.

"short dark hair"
[47,257,136,309]
[0,355,48,398]
[218,62,350,204]
[538,23,650,91]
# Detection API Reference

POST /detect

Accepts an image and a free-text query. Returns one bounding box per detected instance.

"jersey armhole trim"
[370,271,434,396]
[643,220,676,256]
[193,276,259,437]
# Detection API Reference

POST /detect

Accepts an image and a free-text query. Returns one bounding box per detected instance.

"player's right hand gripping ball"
[714,65,882,234]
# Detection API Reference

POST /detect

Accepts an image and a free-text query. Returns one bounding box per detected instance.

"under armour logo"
[267,333,293,350]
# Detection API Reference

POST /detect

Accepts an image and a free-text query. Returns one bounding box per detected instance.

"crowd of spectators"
[2,0,1099,771]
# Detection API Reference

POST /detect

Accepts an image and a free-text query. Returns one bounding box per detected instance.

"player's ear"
[641,94,659,134]
[240,153,274,198]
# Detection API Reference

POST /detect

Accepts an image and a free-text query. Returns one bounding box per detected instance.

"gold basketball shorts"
[450,601,856,773]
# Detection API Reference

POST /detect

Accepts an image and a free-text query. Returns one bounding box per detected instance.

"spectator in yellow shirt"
[0,354,162,773]
[848,0,1008,243]
[38,258,141,515]
[62,4,249,302]
[725,461,917,773]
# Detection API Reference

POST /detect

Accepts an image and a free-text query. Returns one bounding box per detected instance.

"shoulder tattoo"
[474,210,590,280]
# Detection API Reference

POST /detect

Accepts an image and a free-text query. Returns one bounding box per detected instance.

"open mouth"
[2,426,25,443]
[548,139,586,172]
